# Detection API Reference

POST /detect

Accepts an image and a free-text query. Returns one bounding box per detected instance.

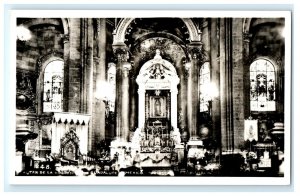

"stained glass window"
[199,62,210,112]
[250,59,276,111]
[43,60,64,112]
[107,63,116,112]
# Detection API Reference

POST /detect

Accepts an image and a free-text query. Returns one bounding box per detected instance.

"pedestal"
[174,144,185,164]
[187,140,204,159]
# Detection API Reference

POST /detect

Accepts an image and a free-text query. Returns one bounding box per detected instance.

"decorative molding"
[53,112,90,125]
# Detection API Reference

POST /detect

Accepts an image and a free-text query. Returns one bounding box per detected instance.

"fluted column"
[186,42,203,140]
[113,44,130,142]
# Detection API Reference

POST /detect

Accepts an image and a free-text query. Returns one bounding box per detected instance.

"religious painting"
[146,89,170,119]
[149,95,167,118]
[244,119,258,142]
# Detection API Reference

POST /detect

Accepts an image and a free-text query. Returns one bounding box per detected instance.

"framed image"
[8,8,291,186]
[244,119,258,142]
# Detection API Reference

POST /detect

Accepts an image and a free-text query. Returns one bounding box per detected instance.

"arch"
[243,18,252,34]
[250,56,279,73]
[113,18,201,45]
[61,18,70,35]
[243,18,284,34]
[37,53,64,74]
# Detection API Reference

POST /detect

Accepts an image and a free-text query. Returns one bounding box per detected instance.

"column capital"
[112,43,129,62]
[187,42,203,61]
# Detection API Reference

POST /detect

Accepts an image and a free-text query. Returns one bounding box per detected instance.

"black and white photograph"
[11,10,291,185]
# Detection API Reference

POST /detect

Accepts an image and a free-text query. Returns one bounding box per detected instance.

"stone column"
[219,18,234,152]
[85,18,94,114]
[186,42,202,140]
[92,18,106,154]
[121,62,132,141]
[232,18,245,149]
[210,18,221,151]
[63,34,70,112]
[113,44,130,142]
[137,86,145,129]
[170,83,179,130]
[243,32,251,118]
[68,18,81,113]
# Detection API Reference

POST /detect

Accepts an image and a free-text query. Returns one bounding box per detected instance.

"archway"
[113,18,201,44]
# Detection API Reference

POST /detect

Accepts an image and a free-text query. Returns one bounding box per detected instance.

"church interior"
[15,17,286,177]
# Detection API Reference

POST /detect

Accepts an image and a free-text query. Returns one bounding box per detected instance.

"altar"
[112,50,183,169]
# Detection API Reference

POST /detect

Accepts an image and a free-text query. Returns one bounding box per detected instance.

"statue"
[171,128,181,145]
[154,134,161,146]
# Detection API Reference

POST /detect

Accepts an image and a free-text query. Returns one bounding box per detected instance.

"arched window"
[199,62,210,112]
[43,60,64,112]
[250,59,276,112]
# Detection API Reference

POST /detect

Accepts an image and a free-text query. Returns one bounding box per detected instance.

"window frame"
[249,57,278,113]
[37,56,64,115]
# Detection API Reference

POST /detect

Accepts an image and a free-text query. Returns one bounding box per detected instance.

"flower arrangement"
[246,151,259,164]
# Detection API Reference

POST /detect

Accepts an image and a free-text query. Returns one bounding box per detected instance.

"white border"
[8,10,291,186]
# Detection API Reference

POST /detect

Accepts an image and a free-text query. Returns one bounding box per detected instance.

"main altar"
[110,50,184,171]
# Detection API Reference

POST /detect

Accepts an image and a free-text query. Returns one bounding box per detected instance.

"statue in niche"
[154,134,161,146]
